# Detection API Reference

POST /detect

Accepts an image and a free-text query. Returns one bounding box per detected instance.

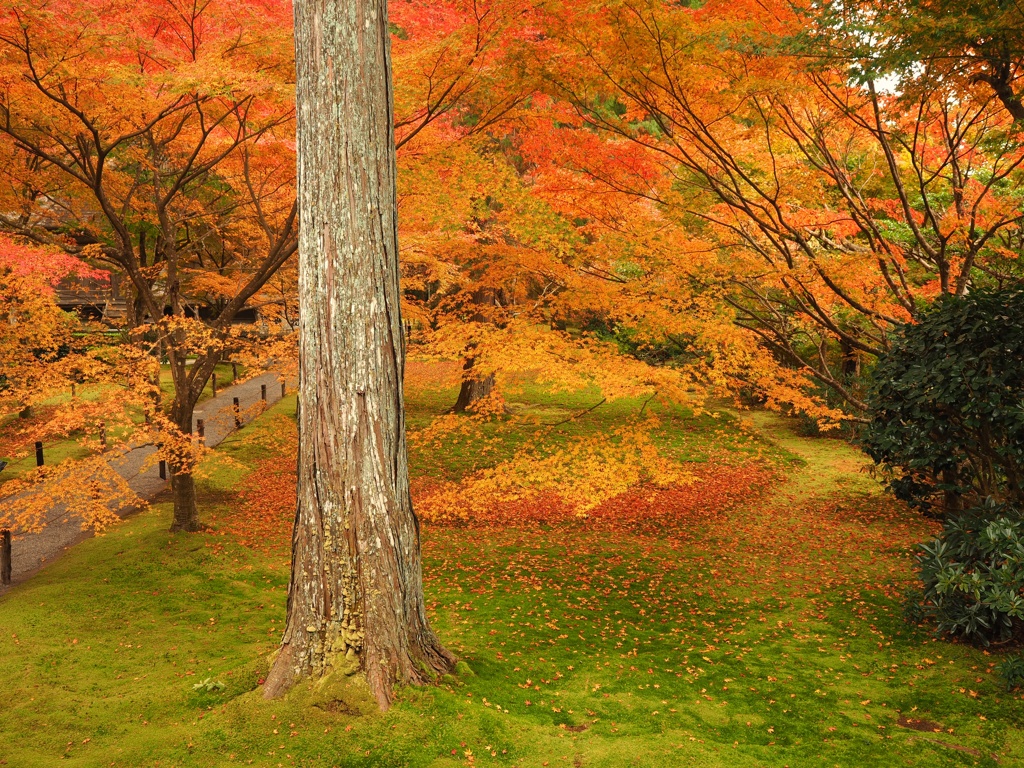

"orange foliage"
[223,443,776,551]
[0,456,140,534]
[522,0,1024,420]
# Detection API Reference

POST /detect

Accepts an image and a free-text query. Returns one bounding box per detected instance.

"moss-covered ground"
[1,363,1022,767]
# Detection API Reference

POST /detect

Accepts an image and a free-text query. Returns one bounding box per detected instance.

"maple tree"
[397,113,706,418]
[0,0,552,533]
[0,0,299,531]
[526,0,1024,423]
[809,0,1024,122]
[0,237,95,419]
[0,237,150,536]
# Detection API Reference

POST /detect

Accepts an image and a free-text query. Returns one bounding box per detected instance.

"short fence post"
[281,381,286,398]
[71,382,76,397]
[197,419,205,445]
[233,397,241,428]
[0,529,11,585]
[159,460,167,480]
[260,384,267,402]
[99,422,107,450]
[35,441,43,467]
[231,362,238,381]
[211,373,217,396]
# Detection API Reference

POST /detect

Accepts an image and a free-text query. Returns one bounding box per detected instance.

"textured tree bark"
[264,0,453,709]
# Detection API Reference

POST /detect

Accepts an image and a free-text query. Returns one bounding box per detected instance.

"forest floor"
[1,362,1022,767]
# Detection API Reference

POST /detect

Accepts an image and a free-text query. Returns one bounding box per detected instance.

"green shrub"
[997,655,1024,691]
[862,287,1024,515]
[912,500,1024,646]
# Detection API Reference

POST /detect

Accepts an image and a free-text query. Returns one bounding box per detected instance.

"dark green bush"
[862,287,1024,515]
[912,500,1024,646]
[997,655,1024,691]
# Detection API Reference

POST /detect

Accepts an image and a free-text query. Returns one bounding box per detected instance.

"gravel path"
[0,372,289,592]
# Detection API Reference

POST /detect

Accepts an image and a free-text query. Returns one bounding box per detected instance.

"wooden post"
[0,529,10,585]
[71,382,76,397]
[35,441,43,467]
[99,421,107,450]
[260,384,267,402]
[211,373,217,396]
[159,460,167,480]
[197,419,205,445]
[231,362,238,380]
[233,397,241,428]
[281,381,286,398]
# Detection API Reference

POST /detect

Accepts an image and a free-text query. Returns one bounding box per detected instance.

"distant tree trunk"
[941,466,962,515]
[840,338,860,379]
[453,357,495,413]
[264,0,453,709]
[170,471,200,531]
[452,293,494,413]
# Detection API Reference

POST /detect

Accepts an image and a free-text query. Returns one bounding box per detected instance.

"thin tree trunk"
[264,0,453,709]
[168,403,201,532]
[170,470,200,532]
[450,286,493,415]
[941,466,962,516]
[453,366,495,413]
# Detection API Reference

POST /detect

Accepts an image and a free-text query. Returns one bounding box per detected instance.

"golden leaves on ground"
[416,417,693,524]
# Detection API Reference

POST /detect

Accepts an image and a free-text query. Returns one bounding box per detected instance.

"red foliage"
[0,236,105,287]
[215,421,934,609]
[211,456,296,554]
[219,454,778,557]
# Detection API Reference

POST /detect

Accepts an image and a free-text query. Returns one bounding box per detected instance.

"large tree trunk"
[264,0,453,709]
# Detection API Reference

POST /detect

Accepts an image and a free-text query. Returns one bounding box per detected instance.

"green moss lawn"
[1,364,1022,767]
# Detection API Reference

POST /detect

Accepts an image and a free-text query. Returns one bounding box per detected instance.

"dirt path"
[0,372,289,591]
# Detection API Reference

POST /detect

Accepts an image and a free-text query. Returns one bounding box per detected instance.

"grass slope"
[0,370,1022,767]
